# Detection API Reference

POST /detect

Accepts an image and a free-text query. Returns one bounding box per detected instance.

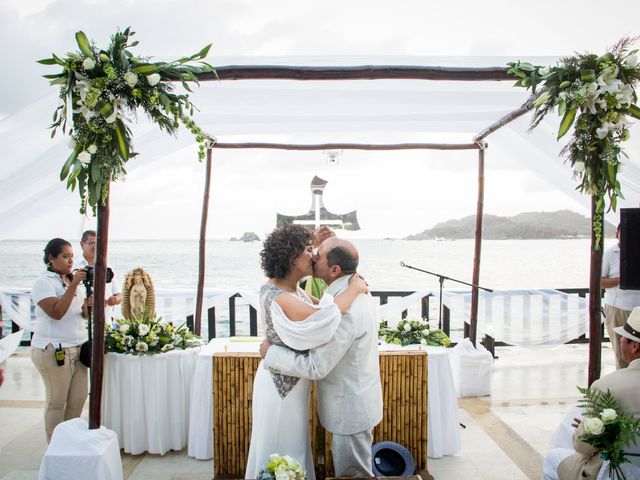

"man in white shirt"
[75,230,121,322]
[601,224,640,369]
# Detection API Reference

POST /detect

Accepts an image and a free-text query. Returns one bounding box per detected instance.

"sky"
[1,0,640,239]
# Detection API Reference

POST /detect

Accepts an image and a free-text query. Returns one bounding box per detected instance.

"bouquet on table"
[379,318,451,347]
[105,309,205,355]
[576,386,640,479]
[257,454,305,480]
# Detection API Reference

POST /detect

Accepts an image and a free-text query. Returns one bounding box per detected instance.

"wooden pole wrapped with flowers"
[39,28,213,428]
[509,38,640,385]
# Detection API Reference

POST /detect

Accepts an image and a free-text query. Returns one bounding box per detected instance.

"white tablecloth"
[187,338,461,459]
[102,348,199,455]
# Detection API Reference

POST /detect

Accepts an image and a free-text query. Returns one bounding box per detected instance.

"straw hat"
[614,307,640,343]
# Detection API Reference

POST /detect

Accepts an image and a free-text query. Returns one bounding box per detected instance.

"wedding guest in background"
[542,307,640,480]
[601,224,640,369]
[75,230,121,322]
[31,238,90,442]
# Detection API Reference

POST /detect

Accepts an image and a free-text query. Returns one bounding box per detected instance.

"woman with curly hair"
[246,225,367,479]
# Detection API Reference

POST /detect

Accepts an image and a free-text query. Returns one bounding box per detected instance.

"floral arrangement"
[576,386,640,479]
[257,453,305,480]
[379,318,451,347]
[38,28,214,213]
[508,38,640,246]
[105,309,205,355]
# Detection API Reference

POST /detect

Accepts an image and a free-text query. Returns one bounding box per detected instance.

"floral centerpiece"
[507,38,640,246]
[379,318,451,347]
[576,386,640,479]
[257,453,305,480]
[38,28,214,213]
[105,309,205,355]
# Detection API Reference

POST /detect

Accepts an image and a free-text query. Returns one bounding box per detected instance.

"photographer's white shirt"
[31,270,88,348]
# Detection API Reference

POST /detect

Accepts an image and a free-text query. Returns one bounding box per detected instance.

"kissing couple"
[245,224,383,478]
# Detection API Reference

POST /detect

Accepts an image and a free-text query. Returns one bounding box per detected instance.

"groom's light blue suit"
[263,274,383,476]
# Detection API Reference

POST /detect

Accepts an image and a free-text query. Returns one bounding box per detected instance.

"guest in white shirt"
[31,238,91,442]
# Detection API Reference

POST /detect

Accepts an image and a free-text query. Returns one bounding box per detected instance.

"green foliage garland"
[508,38,640,247]
[38,28,214,213]
[379,318,451,347]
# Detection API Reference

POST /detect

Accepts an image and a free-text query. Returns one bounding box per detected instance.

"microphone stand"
[400,261,493,330]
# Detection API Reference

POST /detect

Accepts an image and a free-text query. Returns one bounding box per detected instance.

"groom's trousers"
[332,430,373,477]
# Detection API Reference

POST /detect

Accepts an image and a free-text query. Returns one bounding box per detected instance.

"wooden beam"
[588,196,603,385]
[195,65,513,82]
[212,142,481,151]
[195,146,214,335]
[473,102,534,143]
[469,147,486,347]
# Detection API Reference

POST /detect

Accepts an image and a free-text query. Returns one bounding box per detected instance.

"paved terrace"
[0,344,616,480]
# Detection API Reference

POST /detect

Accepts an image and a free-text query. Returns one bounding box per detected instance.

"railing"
[1,288,604,353]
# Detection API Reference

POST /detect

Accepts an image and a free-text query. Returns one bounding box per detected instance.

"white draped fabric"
[101,348,199,455]
[0,330,23,363]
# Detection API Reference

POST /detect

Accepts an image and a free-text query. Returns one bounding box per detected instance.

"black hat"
[371,441,415,476]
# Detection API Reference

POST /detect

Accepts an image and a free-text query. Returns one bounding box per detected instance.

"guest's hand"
[259,339,272,358]
[312,227,335,248]
[107,294,121,307]
[571,417,582,428]
[0,367,4,388]
[349,273,369,294]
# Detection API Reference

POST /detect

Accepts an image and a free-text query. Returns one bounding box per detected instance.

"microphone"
[400,261,406,267]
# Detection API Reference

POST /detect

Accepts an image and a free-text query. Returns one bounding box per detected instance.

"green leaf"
[36,57,57,65]
[580,69,596,83]
[60,145,81,180]
[627,104,640,120]
[114,119,129,161]
[518,62,536,72]
[43,73,66,79]
[75,31,93,57]
[557,107,577,139]
[52,53,67,66]
[607,163,616,185]
[132,63,161,74]
[95,100,113,118]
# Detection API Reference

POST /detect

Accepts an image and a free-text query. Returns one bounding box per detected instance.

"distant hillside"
[406,210,617,240]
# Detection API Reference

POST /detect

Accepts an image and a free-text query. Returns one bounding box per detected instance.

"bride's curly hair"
[260,224,312,279]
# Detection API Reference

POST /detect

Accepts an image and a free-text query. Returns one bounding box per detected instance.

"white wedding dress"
[245,284,341,480]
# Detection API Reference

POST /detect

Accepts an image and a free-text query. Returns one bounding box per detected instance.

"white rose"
[135,341,149,352]
[601,408,617,423]
[403,323,412,332]
[582,417,605,436]
[573,161,585,173]
[146,73,161,86]
[87,144,97,154]
[78,151,91,166]
[119,324,130,334]
[82,57,96,70]
[138,324,150,336]
[596,125,610,140]
[420,338,427,345]
[625,54,638,68]
[124,71,139,87]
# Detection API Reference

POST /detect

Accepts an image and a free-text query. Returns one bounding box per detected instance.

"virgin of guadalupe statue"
[122,268,155,320]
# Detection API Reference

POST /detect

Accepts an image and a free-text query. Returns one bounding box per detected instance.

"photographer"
[30,238,90,442]
[76,230,121,322]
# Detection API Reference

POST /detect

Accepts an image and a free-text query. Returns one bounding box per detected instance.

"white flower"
[582,417,605,436]
[77,151,91,166]
[138,324,150,336]
[146,73,161,86]
[420,338,427,345]
[573,161,585,173]
[135,341,149,352]
[601,408,617,423]
[87,144,97,154]
[538,66,550,76]
[161,344,174,352]
[625,54,638,68]
[403,323,411,332]
[123,335,134,347]
[596,124,612,139]
[597,66,622,94]
[119,323,130,334]
[104,110,118,124]
[615,84,634,108]
[68,138,77,150]
[82,57,96,70]
[124,71,139,87]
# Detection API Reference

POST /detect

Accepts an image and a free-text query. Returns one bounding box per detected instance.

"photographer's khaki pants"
[31,344,88,442]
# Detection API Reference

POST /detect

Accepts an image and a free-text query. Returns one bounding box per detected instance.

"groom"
[260,236,382,477]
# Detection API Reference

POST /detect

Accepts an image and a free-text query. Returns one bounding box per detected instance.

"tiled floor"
[0,343,617,480]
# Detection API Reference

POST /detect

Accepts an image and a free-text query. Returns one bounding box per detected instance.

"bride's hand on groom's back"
[349,273,369,294]
[260,339,272,358]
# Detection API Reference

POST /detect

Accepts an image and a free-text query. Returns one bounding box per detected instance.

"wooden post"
[469,145,486,347]
[195,143,214,335]
[89,185,110,429]
[588,195,604,386]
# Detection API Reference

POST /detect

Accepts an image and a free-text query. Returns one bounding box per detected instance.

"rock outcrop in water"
[406,210,617,240]
[230,232,261,242]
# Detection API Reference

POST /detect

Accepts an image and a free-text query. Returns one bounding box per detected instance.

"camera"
[83,266,114,288]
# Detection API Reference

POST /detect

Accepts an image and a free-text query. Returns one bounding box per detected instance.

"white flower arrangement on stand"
[379,318,451,347]
[257,454,306,480]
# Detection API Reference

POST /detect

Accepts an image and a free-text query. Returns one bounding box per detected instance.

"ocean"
[0,238,610,291]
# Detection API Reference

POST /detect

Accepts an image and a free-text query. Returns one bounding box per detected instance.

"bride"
[245,225,367,479]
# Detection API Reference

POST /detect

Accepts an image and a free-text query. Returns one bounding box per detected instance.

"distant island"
[230,232,260,242]
[405,210,617,240]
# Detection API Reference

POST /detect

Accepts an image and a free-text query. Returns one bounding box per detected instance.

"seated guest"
[542,307,640,480]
